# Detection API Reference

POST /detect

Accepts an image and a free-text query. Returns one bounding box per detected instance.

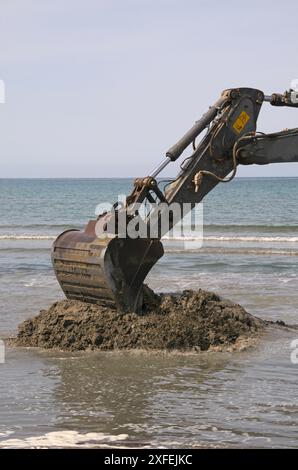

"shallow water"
[1,326,297,449]
[0,178,298,448]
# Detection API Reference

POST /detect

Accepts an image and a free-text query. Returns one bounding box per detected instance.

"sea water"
[0,177,297,448]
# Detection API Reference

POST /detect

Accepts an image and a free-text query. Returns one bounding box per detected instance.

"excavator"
[52,86,298,313]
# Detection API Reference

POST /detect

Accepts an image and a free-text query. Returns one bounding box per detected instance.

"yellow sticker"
[232,111,250,134]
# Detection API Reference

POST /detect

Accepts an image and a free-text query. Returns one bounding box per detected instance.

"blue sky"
[0,0,298,177]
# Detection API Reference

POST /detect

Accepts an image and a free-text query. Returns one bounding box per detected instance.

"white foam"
[23,276,57,288]
[0,431,14,438]
[0,430,129,449]
[0,235,55,240]
[164,247,298,255]
[163,235,298,243]
[1,234,298,243]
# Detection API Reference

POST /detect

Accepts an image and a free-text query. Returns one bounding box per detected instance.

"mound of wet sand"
[13,288,264,352]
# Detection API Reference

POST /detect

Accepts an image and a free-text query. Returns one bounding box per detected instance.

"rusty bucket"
[52,220,164,313]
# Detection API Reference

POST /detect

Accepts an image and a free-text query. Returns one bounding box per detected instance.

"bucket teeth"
[52,221,164,313]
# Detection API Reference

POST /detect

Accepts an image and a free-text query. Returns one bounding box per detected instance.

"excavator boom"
[52,86,298,313]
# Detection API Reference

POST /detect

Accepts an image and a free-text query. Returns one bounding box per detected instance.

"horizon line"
[1,175,298,180]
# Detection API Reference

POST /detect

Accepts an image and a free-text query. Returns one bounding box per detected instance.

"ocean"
[0,177,298,448]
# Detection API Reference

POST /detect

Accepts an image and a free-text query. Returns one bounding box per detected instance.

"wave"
[0,245,296,256]
[163,235,298,243]
[203,224,298,232]
[1,246,297,257]
[1,222,297,228]
[0,235,56,240]
[1,234,298,243]
[164,247,298,256]
[0,430,130,449]
[0,247,51,253]
[0,224,82,229]
[1,223,298,233]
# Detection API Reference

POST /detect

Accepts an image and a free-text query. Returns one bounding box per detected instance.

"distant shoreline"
[1,176,298,180]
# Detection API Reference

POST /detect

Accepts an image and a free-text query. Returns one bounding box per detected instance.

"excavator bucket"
[52,220,164,313]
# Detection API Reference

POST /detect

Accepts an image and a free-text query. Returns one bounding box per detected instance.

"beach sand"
[12,287,265,352]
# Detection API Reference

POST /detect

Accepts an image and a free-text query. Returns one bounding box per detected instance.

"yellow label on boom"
[233,111,250,133]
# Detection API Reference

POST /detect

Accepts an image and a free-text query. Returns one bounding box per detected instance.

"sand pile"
[13,287,264,352]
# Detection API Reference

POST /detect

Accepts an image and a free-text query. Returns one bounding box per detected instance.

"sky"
[0,0,298,178]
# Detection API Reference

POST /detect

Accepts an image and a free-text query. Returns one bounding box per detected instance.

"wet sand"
[12,288,265,352]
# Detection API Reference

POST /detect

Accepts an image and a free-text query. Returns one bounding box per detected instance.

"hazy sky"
[1,0,298,178]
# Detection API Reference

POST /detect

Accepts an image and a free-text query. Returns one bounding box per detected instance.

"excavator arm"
[52,86,298,313]
[236,129,298,165]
